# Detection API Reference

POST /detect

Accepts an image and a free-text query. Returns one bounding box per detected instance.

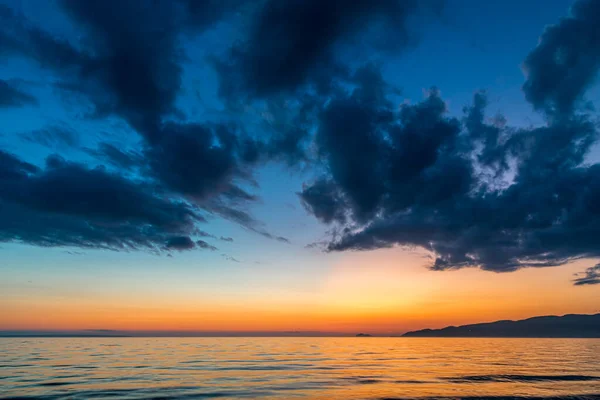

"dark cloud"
[304,66,463,223]
[20,125,78,148]
[573,264,600,286]
[299,179,347,224]
[0,1,291,242]
[259,95,323,167]
[206,201,290,243]
[64,250,85,256]
[52,0,248,135]
[140,121,292,241]
[0,149,40,179]
[299,56,600,273]
[523,0,600,117]
[221,254,240,263]
[146,122,252,199]
[166,236,196,251]
[0,150,203,251]
[177,0,250,31]
[84,142,145,171]
[0,79,37,108]
[56,1,295,242]
[57,0,182,135]
[215,0,429,100]
[0,4,87,74]
[0,0,244,130]
[313,88,391,221]
[220,236,234,242]
[164,236,218,251]
[196,240,218,251]
[275,235,291,244]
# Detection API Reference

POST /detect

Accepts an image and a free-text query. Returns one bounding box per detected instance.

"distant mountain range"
[403,313,600,338]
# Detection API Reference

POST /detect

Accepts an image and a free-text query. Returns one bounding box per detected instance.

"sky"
[1,0,599,335]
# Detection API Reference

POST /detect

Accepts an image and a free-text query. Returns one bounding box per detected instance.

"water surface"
[1,338,599,399]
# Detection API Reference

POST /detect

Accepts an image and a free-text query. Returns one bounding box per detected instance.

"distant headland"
[402,313,600,338]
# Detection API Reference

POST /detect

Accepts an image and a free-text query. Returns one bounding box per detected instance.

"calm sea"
[1,338,599,399]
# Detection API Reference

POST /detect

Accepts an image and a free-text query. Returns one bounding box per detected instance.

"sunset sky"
[1,0,599,335]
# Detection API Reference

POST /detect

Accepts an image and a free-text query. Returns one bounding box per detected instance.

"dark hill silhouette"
[402,313,600,338]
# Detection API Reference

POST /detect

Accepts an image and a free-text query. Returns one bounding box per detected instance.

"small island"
[355,333,372,337]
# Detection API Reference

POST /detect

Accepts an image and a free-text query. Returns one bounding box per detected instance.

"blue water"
[1,338,599,399]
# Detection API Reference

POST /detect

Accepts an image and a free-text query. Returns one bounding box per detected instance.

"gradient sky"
[1,0,599,335]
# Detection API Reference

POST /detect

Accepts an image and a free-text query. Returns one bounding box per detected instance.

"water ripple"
[1,338,599,399]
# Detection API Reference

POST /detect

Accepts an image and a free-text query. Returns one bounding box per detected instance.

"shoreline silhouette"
[403,313,600,338]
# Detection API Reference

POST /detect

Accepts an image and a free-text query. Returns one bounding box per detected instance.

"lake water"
[1,338,599,399]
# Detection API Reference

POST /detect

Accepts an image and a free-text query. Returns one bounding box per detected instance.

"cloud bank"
[1,0,600,281]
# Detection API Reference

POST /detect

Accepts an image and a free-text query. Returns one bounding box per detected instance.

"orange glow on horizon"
[1,248,599,334]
